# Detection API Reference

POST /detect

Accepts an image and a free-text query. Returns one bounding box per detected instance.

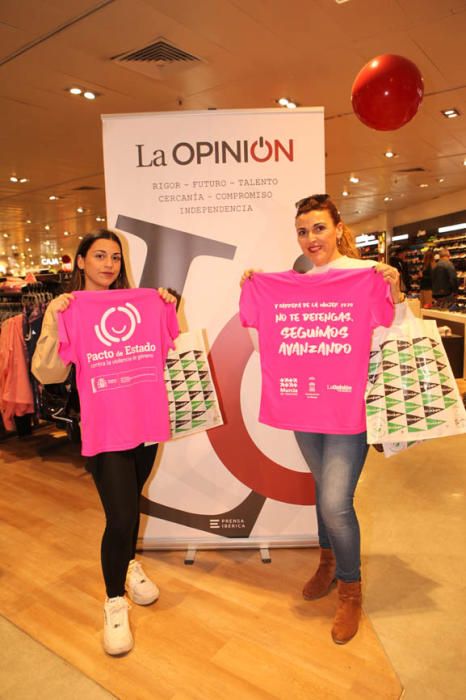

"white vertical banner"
[102,108,325,549]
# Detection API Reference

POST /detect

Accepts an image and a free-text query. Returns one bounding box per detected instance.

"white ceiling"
[1,0,466,269]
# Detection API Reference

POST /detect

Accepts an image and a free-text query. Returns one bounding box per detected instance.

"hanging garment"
[0,315,34,429]
[239,268,394,434]
[58,288,179,456]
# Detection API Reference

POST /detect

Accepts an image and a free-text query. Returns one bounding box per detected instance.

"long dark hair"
[296,195,360,259]
[422,248,435,271]
[69,230,130,291]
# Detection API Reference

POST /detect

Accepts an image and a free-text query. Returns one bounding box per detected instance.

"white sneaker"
[125,559,159,605]
[103,596,133,656]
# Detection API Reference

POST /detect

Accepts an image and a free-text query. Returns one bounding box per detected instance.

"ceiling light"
[49,195,60,201]
[83,91,96,100]
[11,245,17,250]
[76,207,85,213]
[384,150,396,158]
[44,224,51,230]
[25,237,30,242]
[438,223,466,233]
[3,233,8,238]
[26,220,31,224]
[419,183,429,188]
[463,159,466,166]
[349,176,359,184]
[342,190,350,197]
[356,240,378,248]
[392,234,409,241]
[27,248,32,252]
[277,97,289,106]
[437,177,445,183]
[286,101,297,109]
[9,176,18,183]
[78,236,83,240]
[384,196,392,202]
[96,216,105,222]
[64,231,70,236]
[68,87,82,95]
[441,108,460,118]
[335,0,351,4]
[19,178,28,183]
[44,240,50,245]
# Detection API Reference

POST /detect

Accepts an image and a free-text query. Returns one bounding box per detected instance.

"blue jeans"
[294,431,369,582]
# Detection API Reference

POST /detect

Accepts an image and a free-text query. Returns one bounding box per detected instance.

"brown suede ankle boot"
[331,580,362,644]
[302,547,336,600]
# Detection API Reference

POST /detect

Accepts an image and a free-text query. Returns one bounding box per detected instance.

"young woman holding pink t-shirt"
[32,230,176,656]
[242,194,405,644]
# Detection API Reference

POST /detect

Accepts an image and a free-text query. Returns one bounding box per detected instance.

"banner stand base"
[260,546,271,564]
[182,544,273,566]
[184,547,197,565]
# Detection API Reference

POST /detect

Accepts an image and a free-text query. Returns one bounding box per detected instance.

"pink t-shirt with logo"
[240,268,394,434]
[58,288,179,456]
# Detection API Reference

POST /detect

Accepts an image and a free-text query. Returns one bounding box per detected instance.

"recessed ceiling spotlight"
[3,233,9,238]
[384,150,396,158]
[277,97,290,106]
[76,207,85,213]
[44,224,51,230]
[335,0,351,4]
[78,236,83,240]
[68,87,82,95]
[49,195,60,201]
[19,178,28,183]
[441,108,460,118]
[342,190,350,197]
[26,220,31,224]
[349,176,360,184]
[83,91,96,100]
[95,216,106,222]
[44,240,50,245]
[463,158,466,166]
[419,183,429,188]
[384,196,392,202]
[438,177,445,183]
[27,248,32,252]
[25,237,30,242]
[286,101,297,109]
[64,231,70,236]
[10,176,18,183]
[11,245,17,250]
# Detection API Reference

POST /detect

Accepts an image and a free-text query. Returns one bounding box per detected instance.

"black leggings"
[90,444,158,598]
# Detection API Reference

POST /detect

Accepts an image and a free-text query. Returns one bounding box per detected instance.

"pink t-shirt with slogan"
[239,268,394,434]
[58,288,179,456]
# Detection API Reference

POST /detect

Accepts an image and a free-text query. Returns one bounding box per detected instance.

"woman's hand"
[49,293,75,315]
[375,263,402,303]
[157,287,177,304]
[240,269,262,288]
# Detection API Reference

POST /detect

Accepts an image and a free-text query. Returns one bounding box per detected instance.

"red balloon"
[351,54,424,131]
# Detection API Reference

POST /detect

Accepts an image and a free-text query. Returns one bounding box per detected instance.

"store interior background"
[1,1,466,699]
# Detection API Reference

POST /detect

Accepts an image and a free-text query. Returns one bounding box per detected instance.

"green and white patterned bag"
[164,329,223,439]
[365,309,466,451]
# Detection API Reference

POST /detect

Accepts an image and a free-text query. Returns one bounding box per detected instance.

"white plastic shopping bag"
[366,308,466,452]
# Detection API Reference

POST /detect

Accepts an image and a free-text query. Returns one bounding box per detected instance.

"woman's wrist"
[394,292,406,304]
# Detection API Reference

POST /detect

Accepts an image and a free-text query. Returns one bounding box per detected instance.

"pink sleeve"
[57,307,76,364]
[165,303,179,350]
[370,271,394,329]
[239,278,259,328]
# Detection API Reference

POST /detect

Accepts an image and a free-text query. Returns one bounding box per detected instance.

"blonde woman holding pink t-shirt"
[241,195,405,644]
[32,230,176,656]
